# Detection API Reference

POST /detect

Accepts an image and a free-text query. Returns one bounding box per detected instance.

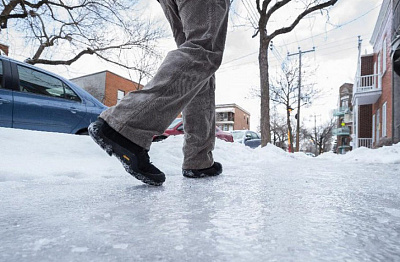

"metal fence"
[358,138,373,148]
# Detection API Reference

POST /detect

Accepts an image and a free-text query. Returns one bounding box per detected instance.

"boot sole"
[88,123,164,186]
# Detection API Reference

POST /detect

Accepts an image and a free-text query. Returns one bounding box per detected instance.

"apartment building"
[352,0,396,148]
[333,83,353,154]
[215,104,250,131]
[70,71,143,106]
[392,0,400,141]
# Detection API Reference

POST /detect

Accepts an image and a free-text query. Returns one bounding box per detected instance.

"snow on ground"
[1,127,400,261]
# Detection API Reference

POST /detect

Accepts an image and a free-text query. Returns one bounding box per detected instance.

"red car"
[153,118,233,142]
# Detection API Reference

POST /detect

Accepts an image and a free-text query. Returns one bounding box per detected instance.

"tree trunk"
[259,32,271,147]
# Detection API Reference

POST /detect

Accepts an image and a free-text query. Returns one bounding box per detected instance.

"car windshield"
[231,130,245,141]
[167,118,182,129]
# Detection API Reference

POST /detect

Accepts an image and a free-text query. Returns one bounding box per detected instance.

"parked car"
[231,130,262,148]
[0,56,107,134]
[153,118,234,142]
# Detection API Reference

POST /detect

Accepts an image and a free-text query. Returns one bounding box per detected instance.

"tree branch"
[268,0,338,40]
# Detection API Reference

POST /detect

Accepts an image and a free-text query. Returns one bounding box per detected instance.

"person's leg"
[160,0,218,170]
[90,0,229,185]
[182,76,216,170]
[100,0,230,151]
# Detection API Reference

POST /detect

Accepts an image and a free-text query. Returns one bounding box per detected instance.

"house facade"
[215,104,250,131]
[352,0,397,148]
[70,71,143,106]
[392,0,400,142]
[333,83,353,154]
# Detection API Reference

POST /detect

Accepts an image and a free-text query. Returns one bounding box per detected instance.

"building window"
[340,96,349,108]
[117,90,125,103]
[382,102,387,137]
[376,109,380,143]
[378,52,381,75]
[382,38,387,74]
[372,114,375,143]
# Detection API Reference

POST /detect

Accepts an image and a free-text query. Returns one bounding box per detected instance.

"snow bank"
[1,127,399,184]
[0,127,122,182]
[317,143,400,164]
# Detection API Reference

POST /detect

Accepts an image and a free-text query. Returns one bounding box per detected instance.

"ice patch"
[113,244,129,249]
[71,246,89,253]
[174,245,184,251]
[385,208,400,217]
[32,238,55,251]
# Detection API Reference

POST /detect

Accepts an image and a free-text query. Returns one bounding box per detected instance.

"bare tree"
[304,118,335,155]
[270,60,318,151]
[270,108,288,150]
[126,48,162,90]
[251,0,339,147]
[251,59,318,152]
[1,0,164,73]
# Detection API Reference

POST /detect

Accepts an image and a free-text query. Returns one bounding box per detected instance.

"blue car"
[0,56,106,134]
[231,130,262,148]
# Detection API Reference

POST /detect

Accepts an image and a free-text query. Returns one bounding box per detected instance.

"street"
[0,128,399,261]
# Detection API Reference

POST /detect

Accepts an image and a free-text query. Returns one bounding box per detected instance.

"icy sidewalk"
[0,128,400,261]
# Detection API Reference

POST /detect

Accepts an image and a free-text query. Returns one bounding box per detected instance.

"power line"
[284,3,381,46]
[221,51,258,65]
[220,3,379,68]
[241,0,258,28]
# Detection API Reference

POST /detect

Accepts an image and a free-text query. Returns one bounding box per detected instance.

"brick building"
[216,104,250,131]
[333,83,353,154]
[392,0,400,142]
[0,44,9,56]
[352,0,397,148]
[70,71,143,106]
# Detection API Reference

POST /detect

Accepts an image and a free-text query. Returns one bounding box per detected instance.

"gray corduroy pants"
[100,0,229,169]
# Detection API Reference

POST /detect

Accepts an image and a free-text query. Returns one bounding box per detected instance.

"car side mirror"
[245,133,252,140]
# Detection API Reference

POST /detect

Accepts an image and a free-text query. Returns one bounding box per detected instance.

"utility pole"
[288,47,315,152]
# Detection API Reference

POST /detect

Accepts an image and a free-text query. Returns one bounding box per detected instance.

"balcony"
[333,106,350,116]
[353,74,382,105]
[343,113,353,124]
[333,127,351,136]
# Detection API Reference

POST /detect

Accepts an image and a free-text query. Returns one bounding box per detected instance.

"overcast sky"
[3,0,382,131]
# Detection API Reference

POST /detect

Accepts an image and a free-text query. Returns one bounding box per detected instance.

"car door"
[0,59,13,127]
[12,64,87,133]
[244,131,261,148]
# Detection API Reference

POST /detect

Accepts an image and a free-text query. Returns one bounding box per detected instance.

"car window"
[17,65,80,101]
[167,118,182,129]
[251,132,259,139]
[0,61,3,89]
[231,130,245,140]
[63,83,80,101]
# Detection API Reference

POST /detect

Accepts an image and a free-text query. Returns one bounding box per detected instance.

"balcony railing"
[358,138,373,148]
[355,74,381,92]
[333,127,350,136]
[333,106,350,116]
[353,74,382,105]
